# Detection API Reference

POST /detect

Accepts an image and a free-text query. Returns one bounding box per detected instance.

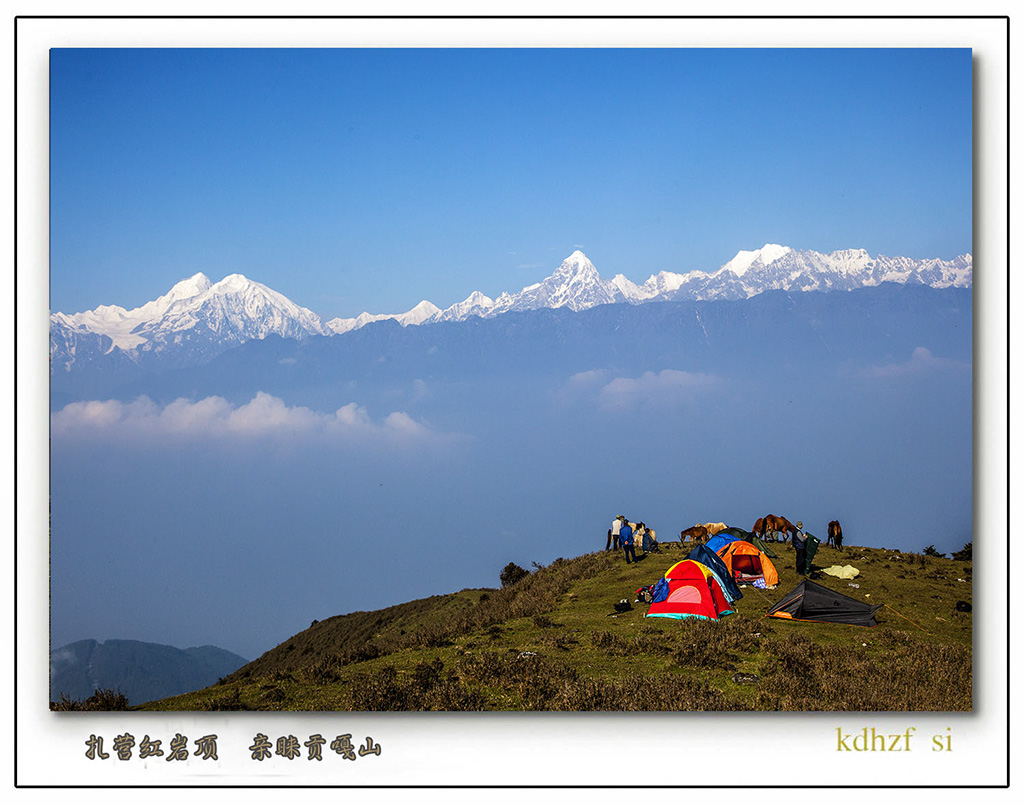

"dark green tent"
[800,533,821,574]
[718,526,778,558]
[767,579,882,626]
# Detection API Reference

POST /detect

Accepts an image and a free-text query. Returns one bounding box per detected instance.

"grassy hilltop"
[137,540,972,712]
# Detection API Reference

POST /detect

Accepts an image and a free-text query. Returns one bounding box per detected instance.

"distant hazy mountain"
[50,638,248,706]
[50,245,972,386]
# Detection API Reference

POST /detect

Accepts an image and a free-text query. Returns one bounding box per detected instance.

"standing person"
[793,521,808,574]
[620,520,636,564]
[609,516,623,551]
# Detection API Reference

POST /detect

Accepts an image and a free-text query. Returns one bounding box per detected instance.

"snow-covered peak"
[401,300,442,325]
[209,273,252,294]
[523,250,616,312]
[720,243,792,277]
[154,272,213,307]
[326,299,443,334]
[611,273,643,302]
[128,272,213,321]
[758,243,791,265]
[463,290,492,307]
[826,248,873,274]
[436,289,496,322]
[170,272,213,298]
[554,250,600,279]
[52,270,329,363]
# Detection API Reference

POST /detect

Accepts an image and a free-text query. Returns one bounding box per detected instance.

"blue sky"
[49,47,972,319]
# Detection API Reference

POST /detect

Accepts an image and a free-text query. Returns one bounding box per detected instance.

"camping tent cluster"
[645,538,781,621]
[643,528,882,627]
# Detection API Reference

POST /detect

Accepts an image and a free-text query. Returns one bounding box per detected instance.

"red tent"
[645,560,735,621]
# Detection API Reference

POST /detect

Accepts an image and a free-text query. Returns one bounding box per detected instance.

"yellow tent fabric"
[663,559,715,581]
[822,564,860,579]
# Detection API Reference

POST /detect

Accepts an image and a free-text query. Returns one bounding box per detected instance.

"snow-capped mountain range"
[50,272,331,375]
[318,245,972,333]
[51,244,972,374]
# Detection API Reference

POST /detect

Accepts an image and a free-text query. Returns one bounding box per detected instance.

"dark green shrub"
[259,685,287,703]
[500,562,530,587]
[412,659,445,691]
[348,666,408,711]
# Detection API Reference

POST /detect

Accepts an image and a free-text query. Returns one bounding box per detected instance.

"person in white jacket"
[607,516,623,551]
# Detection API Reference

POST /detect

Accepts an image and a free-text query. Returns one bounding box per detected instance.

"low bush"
[50,688,130,711]
[201,688,252,711]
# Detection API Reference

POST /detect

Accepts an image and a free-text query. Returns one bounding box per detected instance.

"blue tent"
[685,544,743,602]
[705,533,746,555]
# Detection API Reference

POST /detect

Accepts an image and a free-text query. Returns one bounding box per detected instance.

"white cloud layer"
[861,347,971,379]
[51,392,442,444]
[598,369,721,411]
[557,368,722,411]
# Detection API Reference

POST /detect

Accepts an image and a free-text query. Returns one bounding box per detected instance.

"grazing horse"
[756,514,798,542]
[703,522,728,537]
[680,524,709,543]
[828,520,844,548]
[769,515,799,542]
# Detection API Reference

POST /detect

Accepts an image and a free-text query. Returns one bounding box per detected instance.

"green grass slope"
[138,541,972,712]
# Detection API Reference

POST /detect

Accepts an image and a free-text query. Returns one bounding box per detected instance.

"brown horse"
[828,520,844,548]
[770,515,799,541]
[756,514,798,542]
[680,524,709,543]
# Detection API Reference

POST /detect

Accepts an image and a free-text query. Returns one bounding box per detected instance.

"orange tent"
[716,540,779,587]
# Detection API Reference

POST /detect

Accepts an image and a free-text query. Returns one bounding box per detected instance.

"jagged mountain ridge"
[51,244,972,378]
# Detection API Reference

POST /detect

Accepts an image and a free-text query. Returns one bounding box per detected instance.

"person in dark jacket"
[793,521,808,574]
[620,521,636,564]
